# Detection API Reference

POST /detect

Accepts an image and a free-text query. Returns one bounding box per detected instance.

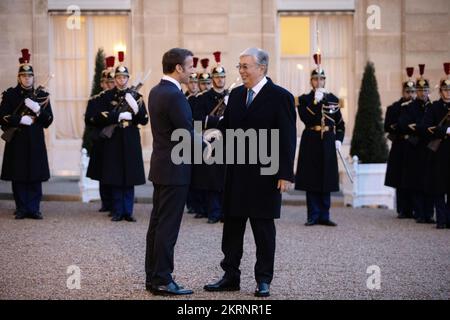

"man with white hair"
[203,48,297,297]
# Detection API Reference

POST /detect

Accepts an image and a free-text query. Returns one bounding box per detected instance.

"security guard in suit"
[385,68,417,219]
[422,63,450,229]
[0,49,53,219]
[398,64,435,223]
[90,51,149,222]
[295,52,344,226]
[191,51,227,223]
[86,56,115,214]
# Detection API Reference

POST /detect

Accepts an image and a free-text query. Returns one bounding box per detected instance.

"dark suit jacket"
[148,79,194,186]
[208,78,297,219]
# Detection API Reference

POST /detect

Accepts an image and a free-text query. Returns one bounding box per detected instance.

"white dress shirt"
[162,75,182,91]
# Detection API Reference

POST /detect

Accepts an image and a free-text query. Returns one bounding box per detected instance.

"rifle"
[100,69,151,139]
[208,78,239,117]
[427,109,450,152]
[1,74,53,143]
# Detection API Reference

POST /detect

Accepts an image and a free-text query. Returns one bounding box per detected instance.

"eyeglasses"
[235,63,260,71]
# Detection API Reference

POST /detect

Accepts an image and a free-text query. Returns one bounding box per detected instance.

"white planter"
[78,148,100,203]
[342,155,395,209]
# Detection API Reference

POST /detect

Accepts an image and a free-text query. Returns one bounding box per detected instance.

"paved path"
[0,200,449,300]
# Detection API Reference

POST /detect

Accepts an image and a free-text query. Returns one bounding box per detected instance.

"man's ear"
[175,64,183,74]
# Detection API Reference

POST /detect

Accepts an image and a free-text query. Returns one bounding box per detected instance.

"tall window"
[50,14,129,140]
[279,13,354,137]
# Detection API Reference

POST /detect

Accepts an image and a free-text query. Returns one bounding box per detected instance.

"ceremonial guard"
[385,68,416,219]
[422,63,450,229]
[398,64,434,223]
[185,57,199,98]
[295,51,345,226]
[90,51,148,222]
[86,55,115,214]
[0,49,53,219]
[191,51,228,223]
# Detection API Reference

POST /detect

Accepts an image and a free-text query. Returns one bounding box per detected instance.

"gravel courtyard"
[0,200,449,300]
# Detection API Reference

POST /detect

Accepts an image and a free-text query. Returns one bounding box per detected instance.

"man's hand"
[335,140,342,151]
[20,115,33,126]
[118,111,132,122]
[125,93,139,114]
[277,179,291,193]
[25,98,40,114]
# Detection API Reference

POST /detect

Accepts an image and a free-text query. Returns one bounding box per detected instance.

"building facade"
[0,0,449,175]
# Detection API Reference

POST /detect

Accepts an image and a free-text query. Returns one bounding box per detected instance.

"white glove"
[125,93,139,114]
[20,115,33,126]
[203,129,222,142]
[446,127,450,135]
[118,111,132,122]
[25,98,40,114]
[314,90,324,103]
[318,88,327,94]
[335,140,342,151]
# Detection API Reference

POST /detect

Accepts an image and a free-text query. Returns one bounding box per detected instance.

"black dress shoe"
[318,220,337,227]
[98,207,111,212]
[186,208,196,214]
[111,215,123,222]
[416,218,426,224]
[397,214,408,219]
[124,216,136,222]
[436,224,446,229]
[14,211,27,220]
[254,282,270,297]
[30,212,43,220]
[207,218,220,224]
[425,218,436,224]
[194,213,207,219]
[304,220,317,226]
[151,281,193,296]
[204,277,240,292]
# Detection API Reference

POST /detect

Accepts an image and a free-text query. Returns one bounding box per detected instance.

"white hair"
[239,47,269,75]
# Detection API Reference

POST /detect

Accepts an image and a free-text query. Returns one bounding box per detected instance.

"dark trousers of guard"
[433,193,450,227]
[111,186,134,218]
[145,184,189,286]
[396,189,415,218]
[187,188,207,216]
[306,191,331,222]
[207,191,223,221]
[12,181,42,216]
[410,191,434,222]
[220,217,275,284]
[99,183,112,211]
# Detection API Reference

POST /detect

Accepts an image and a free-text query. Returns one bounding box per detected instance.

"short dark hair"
[162,48,194,74]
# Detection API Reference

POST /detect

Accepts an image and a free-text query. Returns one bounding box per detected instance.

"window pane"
[280,16,310,56]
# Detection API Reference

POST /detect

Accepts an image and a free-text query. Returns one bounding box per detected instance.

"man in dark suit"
[203,48,297,297]
[145,48,196,295]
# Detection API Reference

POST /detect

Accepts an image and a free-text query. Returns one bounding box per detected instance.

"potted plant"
[343,61,394,208]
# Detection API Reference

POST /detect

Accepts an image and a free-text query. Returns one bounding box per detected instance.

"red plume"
[406,67,414,78]
[118,51,125,63]
[213,51,221,64]
[193,57,199,68]
[19,57,25,64]
[21,48,29,58]
[444,62,450,76]
[200,58,209,70]
[418,64,425,76]
[313,53,321,66]
[105,56,115,68]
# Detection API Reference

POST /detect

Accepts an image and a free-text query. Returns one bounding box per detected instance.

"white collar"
[162,75,182,91]
[248,76,268,97]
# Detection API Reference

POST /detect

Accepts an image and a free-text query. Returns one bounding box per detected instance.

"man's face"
[403,88,416,100]
[106,80,115,90]
[115,75,129,89]
[238,55,265,89]
[212,75,226,90]
[178,56,194,85]
[416,89,429,101]
[201,81,212,91]
[311,77,325,90]
[19,74,34,88]
[100,79,107,90]
[187,80,198,94]
[441,88,450,101]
